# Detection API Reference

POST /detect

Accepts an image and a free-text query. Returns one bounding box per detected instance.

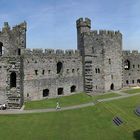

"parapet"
[24,48,80,57]
[90,30,122,37]
[76,17,91,28]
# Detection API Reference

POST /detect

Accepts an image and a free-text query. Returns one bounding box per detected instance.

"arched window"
[0,42,3,56]
[43,89,49,97]
[71,85,76,93]
[57,62,63,74]
[124,60,130,70]
[10,72,16,88]
[110,83,114,90]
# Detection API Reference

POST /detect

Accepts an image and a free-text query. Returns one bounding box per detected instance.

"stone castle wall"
[23,49,83,100]
[123,50,140,87]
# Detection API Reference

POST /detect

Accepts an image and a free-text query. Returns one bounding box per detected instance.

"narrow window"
[10,72,16,88]
[18,48,21,55]
[35,70,38,75]
[138,65,140,68]
[109,59,111,64]
[0,42,3,56]
[95,68,98,73]
[111,75,113,79]
[133,65,135,68]
[48,70,51,74]
[98,68,100,73]
[42,70,45,75]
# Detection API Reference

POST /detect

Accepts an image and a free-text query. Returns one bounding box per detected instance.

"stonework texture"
[0,18,137,108]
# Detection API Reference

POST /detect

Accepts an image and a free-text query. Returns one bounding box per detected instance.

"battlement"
[76,17,91,28]
[24,48,80,57]
[123,50,140,55]
[89,30,122,37]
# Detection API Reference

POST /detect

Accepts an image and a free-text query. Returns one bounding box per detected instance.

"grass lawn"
[24,93,92,110]
[92,92,120,101]
[123,88,140,94]
[0,94,140,140]
[24,92,119,110]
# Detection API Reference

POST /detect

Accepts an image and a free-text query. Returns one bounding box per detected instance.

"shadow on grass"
[133,130,140,140]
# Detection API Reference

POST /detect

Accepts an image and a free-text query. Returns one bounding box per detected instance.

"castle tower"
[76,18,123,94]
[76,18,91,53]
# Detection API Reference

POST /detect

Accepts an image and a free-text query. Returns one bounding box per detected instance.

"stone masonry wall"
[23,49,83,100]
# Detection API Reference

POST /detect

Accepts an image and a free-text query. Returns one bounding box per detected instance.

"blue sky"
[0,0,140,50]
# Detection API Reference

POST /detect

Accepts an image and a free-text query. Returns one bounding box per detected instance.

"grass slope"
[123,88,140,94]
[24,92,119,110]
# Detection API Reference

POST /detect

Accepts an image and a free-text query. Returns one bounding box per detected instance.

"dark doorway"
[58,88,63,95]
[110,83,114,90]
[57,62,63,74]
[71,85,76,93]
[10,72,16,88]
[43,89,49,97]
[0,42,3,56]
[137,79,140,83]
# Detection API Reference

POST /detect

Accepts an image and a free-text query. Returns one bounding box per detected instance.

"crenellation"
[56,49,64,55]
[76,17,91,28]
[32,49,43,54]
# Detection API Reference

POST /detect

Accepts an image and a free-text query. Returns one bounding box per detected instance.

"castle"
[0,18,138,109]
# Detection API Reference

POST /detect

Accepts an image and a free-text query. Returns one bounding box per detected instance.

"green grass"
[92,92,120,101]
[24,93,92,110]
[24,92,120,110]
[1,94,140,140]
[123,88,140,94]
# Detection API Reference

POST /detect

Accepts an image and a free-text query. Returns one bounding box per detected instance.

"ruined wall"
[0,56,24,108]
[23,49,83,101]
[123,50,140,87]
[0,22,26,56]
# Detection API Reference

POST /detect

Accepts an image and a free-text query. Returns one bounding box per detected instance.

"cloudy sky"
[0,0,140,50]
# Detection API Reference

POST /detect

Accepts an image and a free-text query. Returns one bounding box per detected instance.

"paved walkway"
[0,91,140,115]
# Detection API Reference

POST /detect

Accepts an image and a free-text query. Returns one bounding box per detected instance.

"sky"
[0,0,140,50]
